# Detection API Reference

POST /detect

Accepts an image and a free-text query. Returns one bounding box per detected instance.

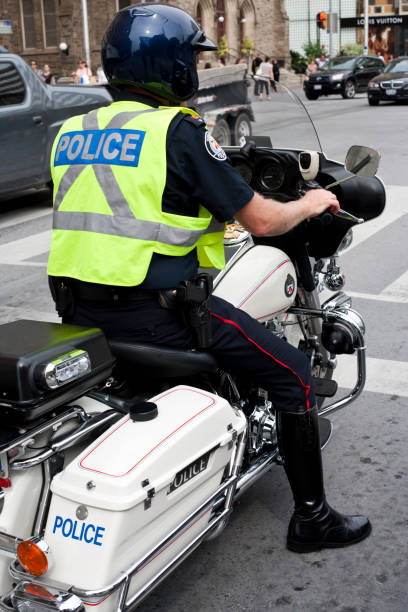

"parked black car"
[304,55,384,100]
[367,56,408,105]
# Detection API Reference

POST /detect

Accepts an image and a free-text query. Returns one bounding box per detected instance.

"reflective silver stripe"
[105,108,160,129]
[83,110,99,131]
[85,109,145,218]
[205,216,226,233]
[53,210,219,247]
[92,165,134,217]
[53,107,224,246]
[53,112,100,211]
[54,165,86,212]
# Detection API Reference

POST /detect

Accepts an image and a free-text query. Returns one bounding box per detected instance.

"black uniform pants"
[65,295,315,414]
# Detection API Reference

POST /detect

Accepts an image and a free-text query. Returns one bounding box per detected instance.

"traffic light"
[316,11,327,30]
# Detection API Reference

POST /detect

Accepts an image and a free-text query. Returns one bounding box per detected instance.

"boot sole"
[287,522,372,554]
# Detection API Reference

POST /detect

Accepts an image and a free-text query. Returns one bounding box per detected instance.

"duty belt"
[72,280,162,303]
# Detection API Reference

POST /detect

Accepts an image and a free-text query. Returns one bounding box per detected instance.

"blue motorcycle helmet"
[101,3,218,103]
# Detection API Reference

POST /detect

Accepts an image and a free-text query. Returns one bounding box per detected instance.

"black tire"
[342,80,356,99]
[232,112,252,146]
[212,119,231,146]
[368,96,380,106]
[305,91,319,101]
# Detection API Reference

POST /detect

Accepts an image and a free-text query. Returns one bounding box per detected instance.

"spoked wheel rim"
[345,81,356,98]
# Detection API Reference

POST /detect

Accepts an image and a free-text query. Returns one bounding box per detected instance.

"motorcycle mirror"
[325,145,380,192]
[344,145,380,178]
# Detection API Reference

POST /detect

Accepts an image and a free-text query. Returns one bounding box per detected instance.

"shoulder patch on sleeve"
[204,132,227,161]
[184,115,206,128]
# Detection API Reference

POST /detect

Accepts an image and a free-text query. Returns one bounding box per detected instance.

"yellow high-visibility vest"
[47,101,226,286]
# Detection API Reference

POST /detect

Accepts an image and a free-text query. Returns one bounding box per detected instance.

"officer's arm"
[235,190,340,237]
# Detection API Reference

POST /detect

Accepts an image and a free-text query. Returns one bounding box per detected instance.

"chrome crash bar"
[289,296,366,417]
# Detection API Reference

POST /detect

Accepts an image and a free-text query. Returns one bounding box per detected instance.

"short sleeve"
[164,115,254,222]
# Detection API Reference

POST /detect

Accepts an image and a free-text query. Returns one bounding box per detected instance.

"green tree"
[338,43,364,56]
[218,35,230,58]
[241,36,254,57]
[290,50,307,74]
[302,41,325,62]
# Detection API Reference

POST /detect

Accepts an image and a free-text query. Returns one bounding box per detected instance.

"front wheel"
[212,119,231,146]
[233,112,252,146]
[368,96,380,106]
[342,80,356,99]
[305,91,319,100]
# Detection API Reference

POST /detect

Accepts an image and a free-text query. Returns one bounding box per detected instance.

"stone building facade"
[0,0,289,77]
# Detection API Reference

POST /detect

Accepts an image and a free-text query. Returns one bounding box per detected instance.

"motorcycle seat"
[109,340,219,378]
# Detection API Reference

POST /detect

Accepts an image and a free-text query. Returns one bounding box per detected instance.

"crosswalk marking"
[335,356,408,398]
[0,230,51,266]
[345,185,408,252]
[0,207,52,231]
[348,290,408,304]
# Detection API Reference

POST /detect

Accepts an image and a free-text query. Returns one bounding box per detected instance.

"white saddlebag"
[44,386,246,611]
[214,245,297,322]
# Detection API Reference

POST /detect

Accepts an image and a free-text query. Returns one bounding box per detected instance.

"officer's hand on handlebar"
[301,189,340,218]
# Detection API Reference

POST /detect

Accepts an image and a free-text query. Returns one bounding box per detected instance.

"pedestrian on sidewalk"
[270,58,280,92]
[43,63,56,85]
[72,60,92,84]
[258,56,273,100]
[252,53,263,96]
[30,60,45,82]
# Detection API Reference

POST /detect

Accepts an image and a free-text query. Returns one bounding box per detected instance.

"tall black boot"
[277,406,372,553]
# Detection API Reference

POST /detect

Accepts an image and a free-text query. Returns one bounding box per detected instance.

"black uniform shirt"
[116,93,255,288]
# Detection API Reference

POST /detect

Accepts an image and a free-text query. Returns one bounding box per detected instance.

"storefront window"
[21,0,36,49]
[358,0,396,15]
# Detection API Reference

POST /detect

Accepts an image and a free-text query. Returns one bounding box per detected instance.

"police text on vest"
[54,129,146,167]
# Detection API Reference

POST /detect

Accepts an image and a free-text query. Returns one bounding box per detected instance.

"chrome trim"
[11,409,119,470]
[234,447,279,499]
[0,531,22,559]
[33,459,52,538]
[7,406,87,465]
[381,80,404,89]
[9,581,84,611]
[289,301,367,417]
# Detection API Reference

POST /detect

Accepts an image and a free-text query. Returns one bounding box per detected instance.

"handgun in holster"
[176,274,213,350]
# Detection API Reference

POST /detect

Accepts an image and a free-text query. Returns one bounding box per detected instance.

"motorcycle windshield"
[251,81,322,152]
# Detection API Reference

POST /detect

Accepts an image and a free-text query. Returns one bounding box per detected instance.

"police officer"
[48,4,371,553]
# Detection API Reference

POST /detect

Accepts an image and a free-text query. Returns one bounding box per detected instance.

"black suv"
[367,56,408,105]
[304,55,384,100]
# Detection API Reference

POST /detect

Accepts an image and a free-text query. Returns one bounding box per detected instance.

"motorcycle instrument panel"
[229,148,301,200]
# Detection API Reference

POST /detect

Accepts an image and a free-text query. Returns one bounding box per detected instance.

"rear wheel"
[305,91,319,100]
[368,96,380,106]
[342,80,356,99]
[212,119,231,146]
[233,112,252,146]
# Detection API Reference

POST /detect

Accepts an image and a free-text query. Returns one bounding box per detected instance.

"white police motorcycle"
[0,85,385,611]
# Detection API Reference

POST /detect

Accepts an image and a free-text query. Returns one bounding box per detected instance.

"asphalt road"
[0,91,408,611]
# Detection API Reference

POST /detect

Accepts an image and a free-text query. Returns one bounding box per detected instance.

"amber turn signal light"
[17,540,49,576]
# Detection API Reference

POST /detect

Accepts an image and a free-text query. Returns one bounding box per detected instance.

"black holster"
[176,274,213,350]
[48,276,75,318]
